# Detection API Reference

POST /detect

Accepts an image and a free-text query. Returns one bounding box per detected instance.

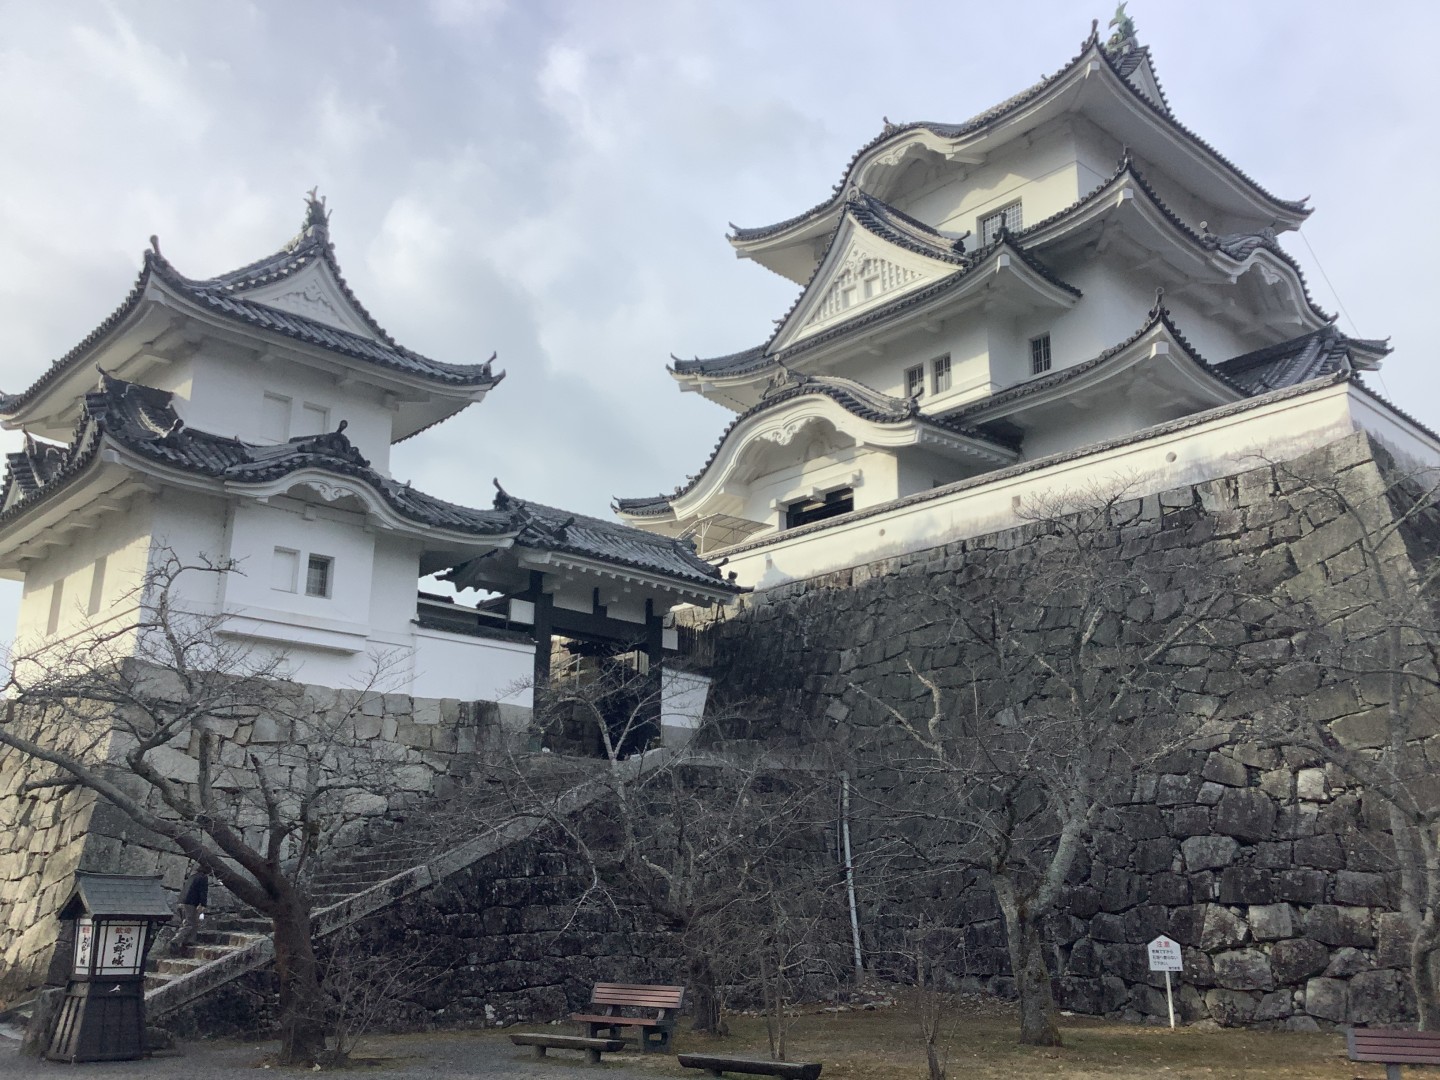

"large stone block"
[1375,912,1414,968]
[1303,905,1374,947]
[1334,870,1387,907]
[1205,988,1260,1026]
[1347,969,1407,1025]
[1198,905,1248,951]
[1248,903,1295,942]
[1293,833,1344,870]
[1304,977,1347,1021]
[1213,789,1277,842]
[1201,754,1248,788]
[1271,938,1329,985]
[1273,870,1328,905]
[1213,948,1274,991]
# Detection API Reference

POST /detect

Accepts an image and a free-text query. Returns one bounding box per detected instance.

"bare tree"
[1234,448,1440,1027]
[849,490,1234,1046]
[0,555,407,1065]
[536,654,839,1037]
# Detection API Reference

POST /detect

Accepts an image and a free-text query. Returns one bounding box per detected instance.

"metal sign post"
[1147,935,1184,1029]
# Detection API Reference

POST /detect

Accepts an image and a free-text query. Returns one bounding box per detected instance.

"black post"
[644,600,664,749]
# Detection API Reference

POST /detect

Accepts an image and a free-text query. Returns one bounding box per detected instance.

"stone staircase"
[142,751,657,1020]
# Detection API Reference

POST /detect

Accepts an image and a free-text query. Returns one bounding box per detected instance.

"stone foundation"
[0,690,530,1008]
[687,433,1433,1028]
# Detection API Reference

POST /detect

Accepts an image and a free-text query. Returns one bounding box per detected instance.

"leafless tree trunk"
[0,555,410,1065]
[850,489,1235,1046]
[534,656,837,1037]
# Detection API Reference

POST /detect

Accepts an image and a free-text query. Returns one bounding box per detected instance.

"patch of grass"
[654,997,1367,1079]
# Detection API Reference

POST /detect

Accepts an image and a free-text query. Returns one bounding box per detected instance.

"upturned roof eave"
[956,309,1241,428]
[637,380,1019,523]
[673,237,1081,390]
[729,35,1308,255]
[1018,162,1333,328]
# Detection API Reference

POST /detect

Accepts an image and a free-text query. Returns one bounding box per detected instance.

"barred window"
[305,555,333,598]
[905,364,925,398]
[1030,333,1053,375]
[932,354,952,393]
[979,202,1023,245]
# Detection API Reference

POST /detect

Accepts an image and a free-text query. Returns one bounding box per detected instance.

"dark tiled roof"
[1016,155,1332,323]
[0,196,502,418]
[673,235,1079,380]
[483,484,733,589]
[1214,326,1390,394]
[0,375,738,594]
[615,372,1019,517]
[951,300,1244,424]
[729,30,1305,244]
[847,192,968,264]
[57,872,173,920]
[710,372,1360,561]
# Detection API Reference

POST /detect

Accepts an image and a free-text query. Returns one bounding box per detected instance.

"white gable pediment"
[240,261,379,341]
[773,221,958,351]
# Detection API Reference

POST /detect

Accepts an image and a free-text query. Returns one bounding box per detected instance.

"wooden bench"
[678,1053,822,1080]
[571,982,685,1053]
[509,1033,627,1064]
[1347,1028,1440,1079]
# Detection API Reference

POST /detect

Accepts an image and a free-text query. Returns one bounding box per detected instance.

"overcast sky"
[0,1,1437,640]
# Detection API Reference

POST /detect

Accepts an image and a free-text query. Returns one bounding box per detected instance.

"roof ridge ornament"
[303,187,331,241]
[1105,2,1138,56]
[1149,285,1167,319]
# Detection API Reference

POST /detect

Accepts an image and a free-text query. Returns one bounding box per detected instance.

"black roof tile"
[0,196,501,419]
[616,372,1018,517]
[730,29,1305,245]
[0,374,737,593]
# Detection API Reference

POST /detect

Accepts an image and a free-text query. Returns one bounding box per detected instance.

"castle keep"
[2,10,1439,1038]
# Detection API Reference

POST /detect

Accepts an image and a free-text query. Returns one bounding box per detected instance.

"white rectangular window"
[932,354,952,393]
[1031,333,1053,375]
[296,402,329,438]
[260,393,291,444]
[904,364,925,399]
[87,557,107,616]
[305,554,333,598]
[46,580,64,636]
[979,201,1023,246]
[271,547,299,593]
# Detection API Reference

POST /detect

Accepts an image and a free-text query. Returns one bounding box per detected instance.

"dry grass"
[647,995,1385,1080]
[319,995,1432,1079]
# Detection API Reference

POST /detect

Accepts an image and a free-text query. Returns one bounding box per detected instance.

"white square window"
[260,393,291,444]
[1030,333,1053,375]
[296,403,330,438]
[306,554,333,598]
[932,354,952,393]
[979,202,1023,246]
[904,364,925,399]
[271,548,299,593]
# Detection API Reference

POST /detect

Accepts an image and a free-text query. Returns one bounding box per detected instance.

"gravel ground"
[0,1030,684,1078]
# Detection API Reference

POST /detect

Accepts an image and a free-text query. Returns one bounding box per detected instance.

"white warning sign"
[1147,935,1184,972]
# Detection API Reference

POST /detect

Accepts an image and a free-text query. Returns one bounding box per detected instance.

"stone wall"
[0,688,530,1008]
[686,433,1432,1029]
[165,823,678,1038]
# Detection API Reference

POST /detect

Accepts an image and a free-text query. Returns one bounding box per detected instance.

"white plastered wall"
[148,350,395,474]
[13,497,155,655]
[723,382,1385,591]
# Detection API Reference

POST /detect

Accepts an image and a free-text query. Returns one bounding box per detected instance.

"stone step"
[206,916,270,934]
[189,929,265,948]
[153,956,207,977]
